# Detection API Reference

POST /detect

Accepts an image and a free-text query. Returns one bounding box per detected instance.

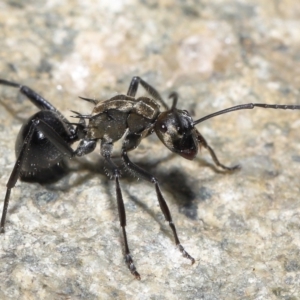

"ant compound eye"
[161,123,168,133]
[176,126,184,135]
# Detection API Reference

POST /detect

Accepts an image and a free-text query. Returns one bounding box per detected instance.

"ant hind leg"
[0,116,75,233]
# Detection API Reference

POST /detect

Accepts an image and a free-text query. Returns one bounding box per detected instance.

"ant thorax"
[87,94,160,142]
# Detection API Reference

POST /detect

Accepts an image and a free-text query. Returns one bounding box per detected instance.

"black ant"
[0,77,299,280]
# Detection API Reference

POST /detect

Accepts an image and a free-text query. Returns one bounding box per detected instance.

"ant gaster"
[1,77,299,280]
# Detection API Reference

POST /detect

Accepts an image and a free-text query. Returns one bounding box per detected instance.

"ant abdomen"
[15,110,73,183]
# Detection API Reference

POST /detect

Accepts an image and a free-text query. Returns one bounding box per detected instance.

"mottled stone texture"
[0,0,300,299]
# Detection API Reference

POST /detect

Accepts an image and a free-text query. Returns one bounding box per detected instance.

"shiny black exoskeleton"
[1,77,300,280]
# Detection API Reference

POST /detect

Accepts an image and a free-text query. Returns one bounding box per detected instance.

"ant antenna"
[169,92,178,111]
[193,103,300,125]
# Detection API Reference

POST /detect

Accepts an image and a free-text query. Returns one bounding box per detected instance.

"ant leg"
[0,117,76,233]
[31,119,98,158]
[0,124,36,233]
[196,130,240,171]
[126,76,169,109]
[122,149,195,264]
[101,142,141,280]
[0,79,73,133]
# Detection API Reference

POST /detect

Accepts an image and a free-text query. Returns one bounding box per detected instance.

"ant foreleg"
[196,130,240,171]
[101,142,141,280]
[122,149,195,265]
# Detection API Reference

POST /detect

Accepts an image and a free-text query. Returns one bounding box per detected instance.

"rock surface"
[0,0,300,299]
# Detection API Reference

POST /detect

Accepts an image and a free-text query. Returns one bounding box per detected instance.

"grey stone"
[0,0,300,299]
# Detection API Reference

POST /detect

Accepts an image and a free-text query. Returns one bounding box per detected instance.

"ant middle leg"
[121,149,195,265]
[196,130,240,171]
[101,141,141,280]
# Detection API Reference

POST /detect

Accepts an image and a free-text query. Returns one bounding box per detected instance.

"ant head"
[154,92,198,160]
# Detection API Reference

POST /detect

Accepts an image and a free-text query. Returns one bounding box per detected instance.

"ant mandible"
[0,77,299,280]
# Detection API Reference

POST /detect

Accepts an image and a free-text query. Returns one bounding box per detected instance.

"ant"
[0,76,299,280]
